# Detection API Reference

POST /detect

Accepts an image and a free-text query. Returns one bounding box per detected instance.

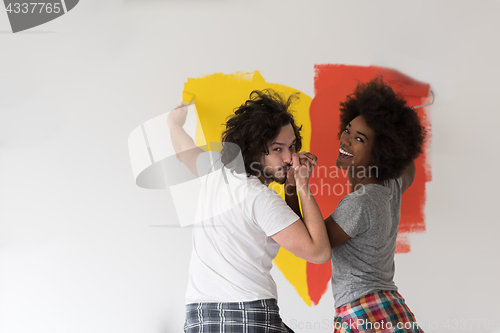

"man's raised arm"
[167,105,204,176]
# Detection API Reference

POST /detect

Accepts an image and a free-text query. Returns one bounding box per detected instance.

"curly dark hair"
[338,77,426,181]
[221,89,302,176]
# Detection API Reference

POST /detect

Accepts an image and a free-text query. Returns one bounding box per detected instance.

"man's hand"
[167,105,188,129]
[167,104,203,175]
[286,152,318,186]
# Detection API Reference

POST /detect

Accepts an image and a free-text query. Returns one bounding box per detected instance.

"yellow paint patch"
[274,247,312,306]
[183,71,313,306]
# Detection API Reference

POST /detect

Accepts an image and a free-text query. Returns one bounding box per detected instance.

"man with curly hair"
[167,89,331,333]
[325,78,426,332]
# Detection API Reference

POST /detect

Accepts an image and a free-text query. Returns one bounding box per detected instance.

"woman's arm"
[284,181,302,220]
[324,216,351,248]
[401,161,416,194]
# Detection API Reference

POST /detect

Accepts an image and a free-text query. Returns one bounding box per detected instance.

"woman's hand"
[297,152,318,170]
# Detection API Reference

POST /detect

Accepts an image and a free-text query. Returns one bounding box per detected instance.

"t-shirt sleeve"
[251,187,300,237]
[331,194,369,238]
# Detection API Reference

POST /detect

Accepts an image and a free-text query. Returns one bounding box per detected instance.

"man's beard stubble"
[262,164,291,185]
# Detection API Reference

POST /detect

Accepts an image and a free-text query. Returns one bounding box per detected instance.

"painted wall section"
[307,64,432,305]
[182,71,314,306]
[181,66,431,307]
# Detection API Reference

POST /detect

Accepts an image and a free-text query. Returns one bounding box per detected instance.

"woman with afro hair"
[324,77,426,332]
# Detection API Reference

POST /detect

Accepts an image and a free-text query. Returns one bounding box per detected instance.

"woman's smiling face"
[336,115,376,173]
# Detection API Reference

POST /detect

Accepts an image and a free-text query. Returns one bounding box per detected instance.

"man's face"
[257,123,297,185]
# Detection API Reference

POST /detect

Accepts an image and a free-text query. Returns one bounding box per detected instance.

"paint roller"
[182,91,196,106]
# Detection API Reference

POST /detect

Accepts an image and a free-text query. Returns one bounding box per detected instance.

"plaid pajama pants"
[184,298,294,333]
[333,290,424,333]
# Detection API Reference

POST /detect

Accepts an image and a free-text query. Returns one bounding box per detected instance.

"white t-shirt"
[185,151,299,303]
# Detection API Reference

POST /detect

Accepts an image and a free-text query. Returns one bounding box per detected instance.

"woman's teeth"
[339,148,353,157]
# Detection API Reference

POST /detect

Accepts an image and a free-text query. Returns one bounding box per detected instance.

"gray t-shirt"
[331,178,402,307]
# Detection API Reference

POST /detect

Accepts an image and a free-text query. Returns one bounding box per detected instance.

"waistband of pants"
[186,298,278,311]
[335,290,403,314]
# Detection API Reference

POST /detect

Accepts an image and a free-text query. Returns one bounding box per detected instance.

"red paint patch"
[396,234,411,253]
[306,65,432,305]
[306,261,332,306]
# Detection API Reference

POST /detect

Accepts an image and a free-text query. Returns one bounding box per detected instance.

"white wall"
[1,1,499,332]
